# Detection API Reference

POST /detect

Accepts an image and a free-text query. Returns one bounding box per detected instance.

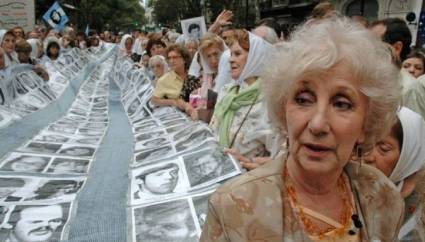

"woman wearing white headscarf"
[209,30,279,167]
[188,33,227,113]
[119,34,133,58]
[364,107,425,241]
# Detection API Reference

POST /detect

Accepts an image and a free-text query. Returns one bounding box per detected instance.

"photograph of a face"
[182,148,241,188]
[0,202,72,242]
[135,137,170,151]
[0,153,50,173]
[134,145,175,166]
[57,145,96,158]
[131,159,190,205]
[181,16,207,42]
[19,142,62,155]
[174,128,215,152]
[46,157,90,174]
[132,199,198,242]
[0,175,85,203]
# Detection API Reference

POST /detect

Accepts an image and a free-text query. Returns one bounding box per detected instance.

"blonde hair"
[199,33,224,55]
[262,17,401,151]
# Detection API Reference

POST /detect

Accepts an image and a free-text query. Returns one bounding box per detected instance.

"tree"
[35,0,146,32]
[149,0,259,30]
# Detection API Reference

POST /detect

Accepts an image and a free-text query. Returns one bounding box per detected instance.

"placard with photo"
[0,202,74,242]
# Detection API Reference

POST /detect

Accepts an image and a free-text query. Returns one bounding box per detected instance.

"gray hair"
[253,25,279,44]
[148,55,168,69]
[262,17,401,151]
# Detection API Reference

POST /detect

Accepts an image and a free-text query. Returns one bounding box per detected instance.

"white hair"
[253,25,279,44]
[262,17,401,150]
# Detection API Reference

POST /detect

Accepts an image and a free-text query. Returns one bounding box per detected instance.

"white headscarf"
[389,107,425,185]
[27,38,39,59]
[214,49,231,92]
[188,37,228,77]
[0,29,6,44]
[43,36,60,54]
[234,32,274,87]
[119,34,133,51]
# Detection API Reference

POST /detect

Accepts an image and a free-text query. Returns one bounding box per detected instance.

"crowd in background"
[1,1,425,241]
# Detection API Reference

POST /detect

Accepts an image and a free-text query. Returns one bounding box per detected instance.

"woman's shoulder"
[158,71,175,80]
[346,162,405,240]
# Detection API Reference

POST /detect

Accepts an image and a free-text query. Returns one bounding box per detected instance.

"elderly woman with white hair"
[364,107,425,241]
[148,55,169,86]
[201,17,404,241]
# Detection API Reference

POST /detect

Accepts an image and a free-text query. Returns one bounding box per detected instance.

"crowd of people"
[1,0,425,241]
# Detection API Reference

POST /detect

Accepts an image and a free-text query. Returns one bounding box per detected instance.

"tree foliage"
[35,0,146,32]
[149,0,258,30]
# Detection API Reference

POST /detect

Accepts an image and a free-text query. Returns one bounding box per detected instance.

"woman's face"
[364,133,400,177]
[125,38,133,51]
[2,34,15,54]
[186,42,198,58]
[402,57,424,78]
[151,62,165,78]
[285,64,368,175]
[167,50,185,72]
[229,42,248,79]
[49,46,59,58]
[203,46,222,73]
[151,44,165,56]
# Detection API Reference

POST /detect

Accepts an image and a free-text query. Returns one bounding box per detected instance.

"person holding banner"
[151,44,200,119]
[1,31,19,67]
[15,40,49,81]
[209,29,277,168]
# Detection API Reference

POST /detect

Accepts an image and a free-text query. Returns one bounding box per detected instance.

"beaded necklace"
[283,164,353,238]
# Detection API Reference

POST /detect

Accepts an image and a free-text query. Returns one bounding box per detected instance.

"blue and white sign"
[42,1,69,30]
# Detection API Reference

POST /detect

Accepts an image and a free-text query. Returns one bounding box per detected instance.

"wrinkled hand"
[224,148,271,170]
[215,10,233,26]
[187,107,198,120]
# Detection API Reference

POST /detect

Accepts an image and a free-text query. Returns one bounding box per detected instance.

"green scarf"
[213,80,261,147]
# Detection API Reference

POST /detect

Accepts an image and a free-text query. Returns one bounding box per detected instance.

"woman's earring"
[355,144,364,174]
[284,137,290,161]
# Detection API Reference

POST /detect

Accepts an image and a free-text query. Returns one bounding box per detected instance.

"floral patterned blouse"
[200,155,404,242]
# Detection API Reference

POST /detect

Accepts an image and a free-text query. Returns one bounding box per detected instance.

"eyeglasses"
[167,55,182,60]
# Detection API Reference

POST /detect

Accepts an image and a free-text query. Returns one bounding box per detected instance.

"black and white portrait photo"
[181,16,207,42]
[162,118,189,128]
[134,121,160,133]
[0,203,71,242]
[135,130,166,142]
[132,160,189,204]
[175,128,214,152]
[47,157,90,174]
[34,134,70,144]
[20,142,62,154]
[183,149,240,187]
[26,178,85,201]
[134,145,174,165]
[133,199,198,242]
[0,177,26,202]
[57,145,95,157]
[0,153,50,172]
[47,124,78,135]
[135,137,170,151]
